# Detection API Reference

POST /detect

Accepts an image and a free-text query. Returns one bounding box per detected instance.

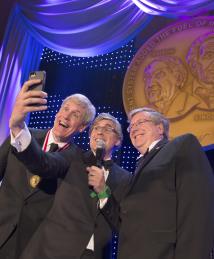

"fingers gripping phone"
[29,71,46,91]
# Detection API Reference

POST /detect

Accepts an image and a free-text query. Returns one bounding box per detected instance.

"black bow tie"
[135,148,149,168]
[102,160,113,170]
[49,143,59,152]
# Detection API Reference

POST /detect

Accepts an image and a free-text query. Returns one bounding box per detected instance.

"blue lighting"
[41,40,135,71]
[29,38,140,258]
[29,94,139,173]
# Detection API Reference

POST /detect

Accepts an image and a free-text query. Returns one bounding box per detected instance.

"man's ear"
[115,139,121,147]
[79,125,87,132]
[157,123,164,135]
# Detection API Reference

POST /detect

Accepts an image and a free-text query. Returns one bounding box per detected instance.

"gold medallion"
[123,16,214,146]
[30,175,41,188]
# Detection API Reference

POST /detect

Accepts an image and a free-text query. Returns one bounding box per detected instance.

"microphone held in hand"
[89,139,106,198]
[95,139,105,168]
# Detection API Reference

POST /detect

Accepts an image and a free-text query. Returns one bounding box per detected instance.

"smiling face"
[52,99,86,143]
[89,119,121,159]
[129,111,164,154]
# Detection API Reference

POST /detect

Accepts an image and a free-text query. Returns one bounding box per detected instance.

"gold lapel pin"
[30,175,41,188]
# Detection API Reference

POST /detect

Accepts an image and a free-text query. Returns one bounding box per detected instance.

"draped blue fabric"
[18,0,149,57]
[0,0,150,144]
[0,6,43,143]
[132,0,214,17]
[0,0,213,144]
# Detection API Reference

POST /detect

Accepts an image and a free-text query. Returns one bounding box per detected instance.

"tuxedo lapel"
[25,130,50,197]
[134,145,162,175]
[105,164,119,191]
[128,139,168,193]
[83,150,96,166]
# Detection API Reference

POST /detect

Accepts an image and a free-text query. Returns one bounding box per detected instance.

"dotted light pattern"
[28,94,139,173]
[30,40,138,259]
[40,41,135,71]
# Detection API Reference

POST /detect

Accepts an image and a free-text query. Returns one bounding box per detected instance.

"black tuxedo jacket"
[14,140,130,259]
[102,134,214,259]
[0,129,80,259]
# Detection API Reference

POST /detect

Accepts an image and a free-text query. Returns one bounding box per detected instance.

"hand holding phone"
[9,71,47,136]
[29,71,46,91]
[27,71,47,107]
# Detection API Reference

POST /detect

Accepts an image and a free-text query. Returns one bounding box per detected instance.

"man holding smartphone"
[0,77,96,259]
[12,112,130,259]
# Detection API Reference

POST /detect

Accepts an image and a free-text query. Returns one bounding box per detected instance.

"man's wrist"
[10,121,25,137]
[10,123,31,152]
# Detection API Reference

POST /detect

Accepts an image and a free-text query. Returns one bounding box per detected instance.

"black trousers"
[80,249,94,259]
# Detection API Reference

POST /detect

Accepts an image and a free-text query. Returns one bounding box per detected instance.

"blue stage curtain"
[0,6,43,143]
[18,0,149,57]
[0,0,150,144]
[132,0,214,17]
[0,0,213,143]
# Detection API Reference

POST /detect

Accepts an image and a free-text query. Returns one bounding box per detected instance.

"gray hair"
[89,113,123,142]
[128,107,169,139]
[62,94,96,127]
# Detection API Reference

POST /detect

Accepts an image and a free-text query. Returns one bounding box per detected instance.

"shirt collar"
[136,138,162,160]
[49,129,68,148]
[148,139,161,152]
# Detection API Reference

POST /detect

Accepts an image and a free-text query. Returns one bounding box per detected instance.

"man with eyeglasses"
[94,107,214,259]
[11,112,130,259]
[84,113,130,259]
[0,79,95,259]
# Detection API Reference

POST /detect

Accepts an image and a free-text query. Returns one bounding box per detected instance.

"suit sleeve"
[100,195,121,233]
[11,136,80,178]
[0,136,10,180]
[175,134,214,259]
[101,170,132,233]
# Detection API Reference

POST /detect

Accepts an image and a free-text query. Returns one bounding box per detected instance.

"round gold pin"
[30,175,41,188]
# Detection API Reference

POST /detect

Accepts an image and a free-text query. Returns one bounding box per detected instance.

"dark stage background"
[29,40,140,174]
[28,38,214,259]
[29,41,139,259]
[29,39,214,171]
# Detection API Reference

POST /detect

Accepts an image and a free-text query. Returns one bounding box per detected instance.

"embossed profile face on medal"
[123,16,214,146]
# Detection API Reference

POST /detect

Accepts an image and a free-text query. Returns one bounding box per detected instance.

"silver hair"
[62,94,96,126]
[128,107,169,139]
[89,113,123,142]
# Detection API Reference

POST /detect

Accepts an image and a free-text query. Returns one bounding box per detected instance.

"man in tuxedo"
[94,107,214,259]
[0,78,96,259]
[85,113,131,258]
[11,111,130,259]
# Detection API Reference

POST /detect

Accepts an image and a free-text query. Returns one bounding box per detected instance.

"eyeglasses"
[127,119,152,133]
[93,125,117,134]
